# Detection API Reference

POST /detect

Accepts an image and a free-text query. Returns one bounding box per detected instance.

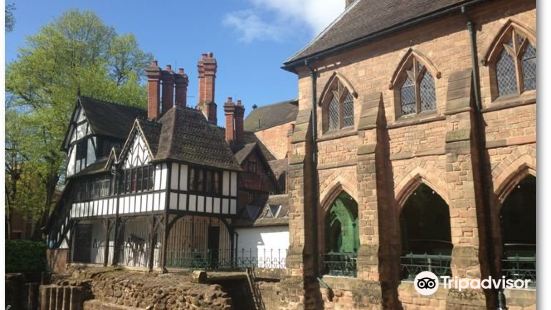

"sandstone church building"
[272,0,536,308]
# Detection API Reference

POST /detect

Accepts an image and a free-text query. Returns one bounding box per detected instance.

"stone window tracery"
[483,21,536,99]
[398,58,436,116]
[320,74,356,133]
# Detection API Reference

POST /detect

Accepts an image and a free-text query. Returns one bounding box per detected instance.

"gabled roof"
[268,159,288,179]
[234,194,289,227]
[244,99,298,132]
[153,106,242,171]
[283,0,481,69]
[234,142,258,165]
[78,96,146,139]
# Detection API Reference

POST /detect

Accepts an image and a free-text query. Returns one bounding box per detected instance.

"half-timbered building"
[47,53,282,271]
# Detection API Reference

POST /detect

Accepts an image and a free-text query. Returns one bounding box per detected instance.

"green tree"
[6,10,152,239]
[5,3,15,32]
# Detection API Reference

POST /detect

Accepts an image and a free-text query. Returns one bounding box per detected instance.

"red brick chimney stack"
[161,65,175,114]
[223,97,245,144]
[198,52,218,125]
[146,60,161,120]
[224,97,236,143]
[175,68,189,107]
[234,99,245,143]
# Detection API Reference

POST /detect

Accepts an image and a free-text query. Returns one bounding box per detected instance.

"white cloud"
[224,0,345,42]
[223,10,285,43]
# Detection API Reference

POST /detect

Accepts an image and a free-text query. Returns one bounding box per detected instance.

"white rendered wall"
[235,226,289,268]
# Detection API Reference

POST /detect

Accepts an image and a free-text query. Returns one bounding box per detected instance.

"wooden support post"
[103,219,111,266]
[148,216,157,272]
[161,214,169,273]
[111,218,120,266]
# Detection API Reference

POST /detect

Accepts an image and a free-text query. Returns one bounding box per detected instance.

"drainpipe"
[305,59,320,279]
[461,5,503,309]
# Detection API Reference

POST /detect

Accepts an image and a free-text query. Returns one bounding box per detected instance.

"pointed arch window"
[484,22,536,99]
[398,59,436,116]
[390,50,440,119]
[320,75,356,133]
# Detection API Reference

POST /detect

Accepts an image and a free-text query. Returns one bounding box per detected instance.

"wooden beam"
[103,219,111,267]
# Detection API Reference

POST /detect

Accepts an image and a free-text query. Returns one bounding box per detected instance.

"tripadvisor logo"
[414,271,439,296]
[413,271,532,296]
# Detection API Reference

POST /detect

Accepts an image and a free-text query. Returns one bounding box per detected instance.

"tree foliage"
[5,3,15,32]
[5,10,152,239]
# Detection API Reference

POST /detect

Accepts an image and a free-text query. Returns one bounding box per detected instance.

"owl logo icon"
[414,271,439,295]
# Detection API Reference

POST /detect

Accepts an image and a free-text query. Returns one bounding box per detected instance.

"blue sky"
[6,0,344,122]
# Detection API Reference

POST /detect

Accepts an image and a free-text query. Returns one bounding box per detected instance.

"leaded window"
[398,58,436,116]
[323,78,355,132]
[189,166,223,196]
[494,29,536,97]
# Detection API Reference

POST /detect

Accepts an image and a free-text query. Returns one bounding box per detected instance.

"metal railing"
[501,243,536,285]
[400,253,452,280]
[165,248,287,270]
[321,252,357,277]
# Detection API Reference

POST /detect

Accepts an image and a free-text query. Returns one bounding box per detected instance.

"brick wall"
[254,122,294,160]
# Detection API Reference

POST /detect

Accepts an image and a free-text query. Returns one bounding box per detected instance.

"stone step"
[84,299,145,310]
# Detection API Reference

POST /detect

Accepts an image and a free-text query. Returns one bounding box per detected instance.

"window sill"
[388,112,445,129]
[318,128,357,142]
[483,91,536,113]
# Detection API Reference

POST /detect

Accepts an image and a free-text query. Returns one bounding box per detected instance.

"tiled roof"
[284,0,476,67]
[68,159,109,178]
[234,194,290,227]
[136,119,162,156]
[244,99,298,132]
[268,159,288,179]
[234,142,258,165]
[79,96,146,140]
[154,106,242,171]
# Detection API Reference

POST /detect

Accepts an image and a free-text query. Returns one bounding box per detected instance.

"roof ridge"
[283,0,359,64]
[79,95,146,112]
[251,99,298,110]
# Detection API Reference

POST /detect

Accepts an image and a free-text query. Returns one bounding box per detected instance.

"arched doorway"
[400,183,452,280]
[322,192,359,277]
[500,175,536,284]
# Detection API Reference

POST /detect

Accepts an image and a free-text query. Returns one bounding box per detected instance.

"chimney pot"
[178,68,185,74]
[208,52,214,57]
[237,99,242,106]
[165,64,172,71]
